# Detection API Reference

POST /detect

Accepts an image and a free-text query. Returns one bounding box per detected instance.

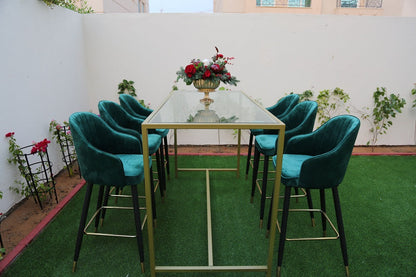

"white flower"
[202,59,210,66]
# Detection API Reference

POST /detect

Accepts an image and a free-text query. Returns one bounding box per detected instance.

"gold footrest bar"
[155,265,268,273]
[276,208,340,241]
[84,206,148,237]
[178,168,237,172]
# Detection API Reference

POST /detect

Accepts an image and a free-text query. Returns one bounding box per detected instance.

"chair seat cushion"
[255,134,278,156]
[273,154,312,188]
[115,154,152,185]
[148,134,162,154]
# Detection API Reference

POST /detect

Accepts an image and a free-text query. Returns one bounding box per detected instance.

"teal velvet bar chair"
[98,100,166,197]
[251,101,318,227]
[69,112,154,273]
[245,94,299,178]
[268,115,360,277]
[119,94,170,178]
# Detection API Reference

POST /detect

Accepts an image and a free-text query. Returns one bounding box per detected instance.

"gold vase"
[193,79,220,105]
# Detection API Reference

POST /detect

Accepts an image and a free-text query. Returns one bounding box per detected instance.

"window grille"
[256,0,311,7]
[337,0,383,8]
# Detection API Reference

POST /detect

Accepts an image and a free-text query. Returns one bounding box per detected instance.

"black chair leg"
[131,185,145,273]
[94,186,105,231]
[306,189,315,226]
[266,191,274,234]
[73,182,94,272]
[250,147,260,203]
[159,143,167,196]
[277,186,292,276]
[259,155,270,228]
[320,189,327,236]
[100,186,111,225]
[332,187,349,276]
[163,136,170,179]
[155,149,165,199]
[245,133,254,178]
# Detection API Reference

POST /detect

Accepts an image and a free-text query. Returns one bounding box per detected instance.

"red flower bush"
[31,138,51,154]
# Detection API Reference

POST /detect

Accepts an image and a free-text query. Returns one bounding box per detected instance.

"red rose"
[203,69,211,79]
[5,132,15,138]
[217,54,223,58]
[184,64,196,77]
[226,72,231,79]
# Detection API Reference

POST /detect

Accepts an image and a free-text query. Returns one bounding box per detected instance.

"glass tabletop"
[146,90,282,126]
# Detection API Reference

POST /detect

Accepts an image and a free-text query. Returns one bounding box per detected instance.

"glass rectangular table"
[141,90,285,276]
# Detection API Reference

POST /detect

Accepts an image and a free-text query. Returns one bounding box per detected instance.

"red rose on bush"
[184,64,196,78]
[5,132,15,138]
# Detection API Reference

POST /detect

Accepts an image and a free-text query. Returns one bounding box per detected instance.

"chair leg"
[73,182,94,272]
[149,167,157,226]
[155,149,165,199]
[266,191,274,234]
[100,186,111,226]
[277,186,292,276]
[320,189,327,236]
[250,147,260,203]
[131,185,145,273]
[332,187,349,276]
[306,189,315,226]
[94,186,105,232]
[259,155,269,228]
[245,133,254,178]
[159,144,167,196]
[163,136,170,179]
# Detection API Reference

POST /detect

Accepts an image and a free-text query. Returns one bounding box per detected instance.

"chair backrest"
[119,94,153,118]
[296,115,361,188]
[267,94,299,118]
[98,100,143,140]
[281,100,318,144]
[69,112,140,186]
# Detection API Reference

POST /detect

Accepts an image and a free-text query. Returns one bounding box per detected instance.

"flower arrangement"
[176,47,239,86]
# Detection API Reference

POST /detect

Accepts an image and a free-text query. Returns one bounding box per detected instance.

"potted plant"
[117,79,137,97]
[176,47,239,97]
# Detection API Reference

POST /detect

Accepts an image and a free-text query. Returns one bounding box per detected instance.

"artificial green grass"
[2,155,416,276]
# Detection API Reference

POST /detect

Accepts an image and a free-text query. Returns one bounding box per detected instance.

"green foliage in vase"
[42,0,94,14]
[362,87,406,147]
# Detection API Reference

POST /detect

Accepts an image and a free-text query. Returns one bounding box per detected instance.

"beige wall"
[214,0,416,16]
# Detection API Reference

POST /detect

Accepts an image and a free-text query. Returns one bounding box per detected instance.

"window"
[337,0,383,8]
[256,0,311,7]
[256,0,275,7]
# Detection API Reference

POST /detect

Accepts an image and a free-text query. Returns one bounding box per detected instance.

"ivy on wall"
[42,0,94,14]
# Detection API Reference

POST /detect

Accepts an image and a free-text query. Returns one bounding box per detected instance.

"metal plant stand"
[56,126,79,177]
[16,145,58,210]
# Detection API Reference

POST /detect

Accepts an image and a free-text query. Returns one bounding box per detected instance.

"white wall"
[0,0,89,213]
[1,2,415,214]
[83,13,416,146]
